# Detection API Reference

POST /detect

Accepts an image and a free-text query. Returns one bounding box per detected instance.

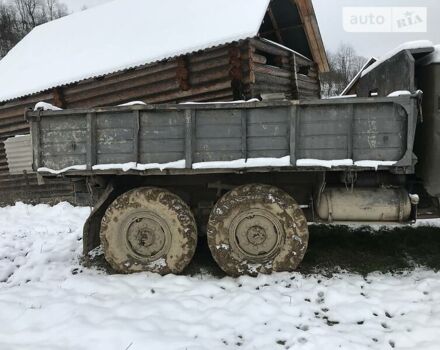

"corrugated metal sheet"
[4,135,33,175]
[0,137,86,206]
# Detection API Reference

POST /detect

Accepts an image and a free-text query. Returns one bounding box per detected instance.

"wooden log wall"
[0,38,321,206]
[246,39,320,100]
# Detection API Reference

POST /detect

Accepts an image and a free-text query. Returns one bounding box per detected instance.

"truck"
[23,46,440,277]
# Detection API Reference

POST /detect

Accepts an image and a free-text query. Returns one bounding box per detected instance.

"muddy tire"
[207,184,308,276]
[100,187,197,275]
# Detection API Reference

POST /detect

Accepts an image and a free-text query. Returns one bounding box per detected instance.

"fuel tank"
[316,188,411,222]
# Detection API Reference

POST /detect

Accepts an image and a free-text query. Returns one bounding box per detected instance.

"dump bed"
[25,96,420,176]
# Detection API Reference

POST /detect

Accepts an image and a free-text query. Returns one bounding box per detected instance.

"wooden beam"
[53,88,66,108]
[229,46,244,100]
[176,56,190,91]
[267,5,284,45]
[260,24,304,37]
[293,0,330,72]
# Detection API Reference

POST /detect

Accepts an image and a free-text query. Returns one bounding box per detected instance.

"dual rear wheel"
[100,184,309,276]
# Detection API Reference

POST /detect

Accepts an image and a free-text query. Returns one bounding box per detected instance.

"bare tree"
[0,2,19,57]
[0,0,68,59]
[43,0,67,21]
[321,43,367,97]
[14,0,42,33]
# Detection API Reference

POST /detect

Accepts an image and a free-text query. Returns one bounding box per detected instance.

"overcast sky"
[62,0,440,58]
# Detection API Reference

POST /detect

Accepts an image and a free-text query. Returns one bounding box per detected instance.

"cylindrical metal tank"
[316,187,411,222]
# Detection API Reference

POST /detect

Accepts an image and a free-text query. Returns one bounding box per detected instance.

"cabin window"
[298,65,311,76]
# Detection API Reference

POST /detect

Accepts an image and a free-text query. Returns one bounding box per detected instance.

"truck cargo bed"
[25,96,419,176]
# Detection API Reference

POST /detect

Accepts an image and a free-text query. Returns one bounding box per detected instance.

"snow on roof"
[0,0,270,103]
[361,40,434,77]
[418,45,440,66]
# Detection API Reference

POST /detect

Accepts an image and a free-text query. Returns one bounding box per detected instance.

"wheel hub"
[123,211,171,260]
[230,209,284,261]
[247,225,267,245]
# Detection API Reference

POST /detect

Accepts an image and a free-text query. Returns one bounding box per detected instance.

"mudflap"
[83,182,119,257]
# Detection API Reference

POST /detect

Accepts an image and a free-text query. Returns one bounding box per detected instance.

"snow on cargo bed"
[37,158,401,174]
[1,203,440,349]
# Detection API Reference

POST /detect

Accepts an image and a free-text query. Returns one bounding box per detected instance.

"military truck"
[24,45,440,277]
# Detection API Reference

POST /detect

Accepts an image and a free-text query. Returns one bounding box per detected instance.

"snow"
[137,160,186,171]
[38,157,400,174]
[418,45,440,66]
[37,165,87,174]
[34,102,62,111]
[192,156,291,170]
[92,160,186,172]
[327,94,357,99]
[118,101,147,107]
[387,90,411,97]
[1,203,440,349]
[361,40,434,77]
[297,159,353,168]
[180,98,260,105]
[0,0,270,102]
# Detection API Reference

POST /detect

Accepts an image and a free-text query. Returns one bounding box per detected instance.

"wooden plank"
[65,70,178,103]
[250,52,268,65]
[254,64,292,78]
[241,109,247,159]
[193,151,243,163]
[291,54,300,100]
[41,141,87,155]
[347,105,354,159]
[254,72,292,86]
[189,66,231,85]
[188,46,230,63]
[195,138,242,152]
[190,56,230,73]
[247,123,289,137]
[293,0,329,72]
[63,61,179,96]
[249,38,291,57]
[268,5,285,45]
[86,113,96,170]
[133,110,140,163]
[30,117,41,171]
[97,141,134,154]
[247,136,288,151]
[139,152,184,164]
[290,106,298,165]
[184,109,195,169]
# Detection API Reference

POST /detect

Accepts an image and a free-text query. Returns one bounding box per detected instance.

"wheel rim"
[122,210,172,261]
[229,208,284,262]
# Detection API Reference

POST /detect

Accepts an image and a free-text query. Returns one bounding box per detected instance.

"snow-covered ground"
[1,203,440,350]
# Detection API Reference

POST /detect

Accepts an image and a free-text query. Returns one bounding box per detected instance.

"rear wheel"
[100,187,197,274]
[207,184,308,276]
